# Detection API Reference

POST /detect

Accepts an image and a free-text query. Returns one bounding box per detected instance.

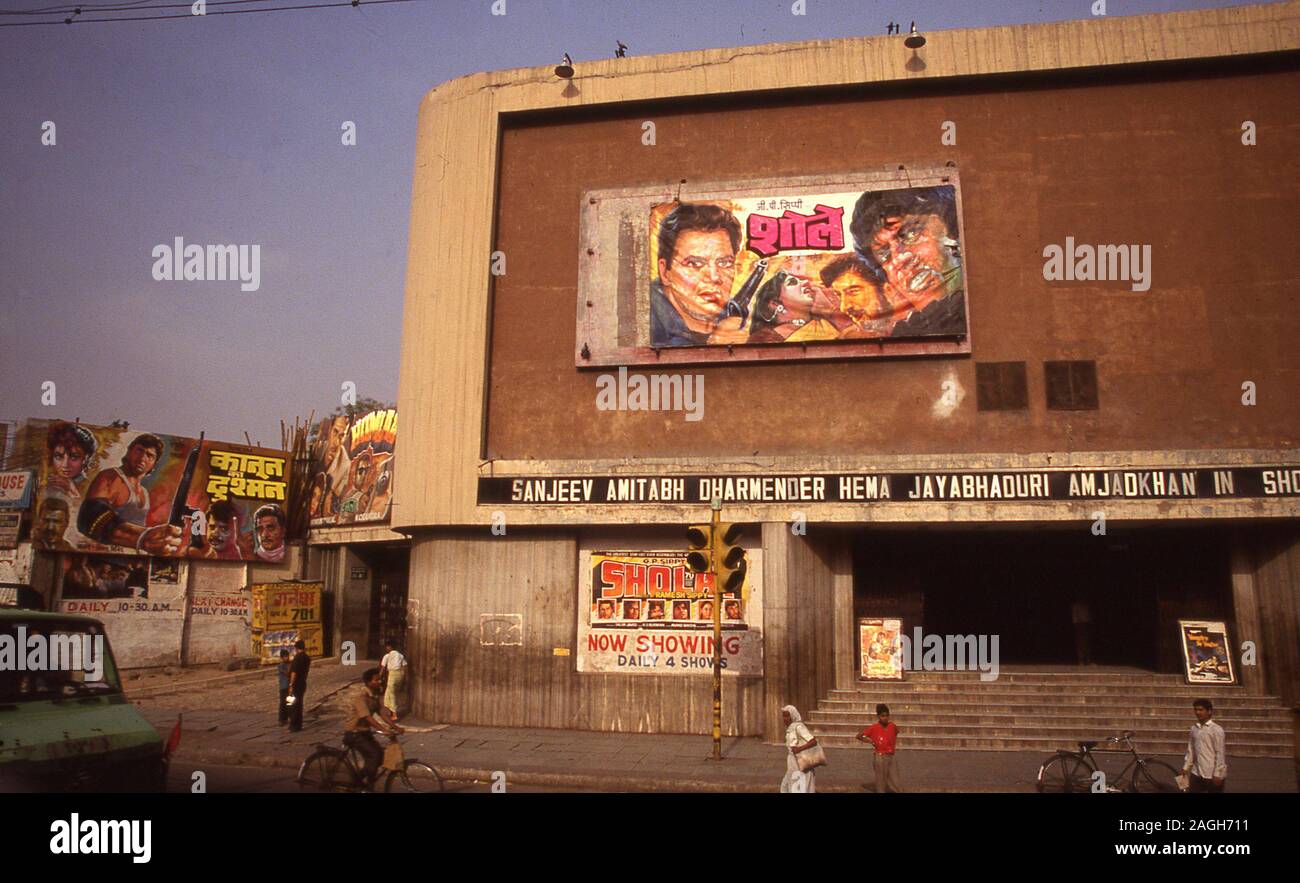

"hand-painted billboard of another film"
[33,420,288,562]
[649,185,965,347]
[308,409,396,526]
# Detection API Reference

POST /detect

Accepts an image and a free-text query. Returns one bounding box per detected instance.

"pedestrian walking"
[276,649,291,726]
[780,705,825,793]
[856,703,904,792]
[286,639,311,732]
[380,641,407,720]
[1181,698,1227,792]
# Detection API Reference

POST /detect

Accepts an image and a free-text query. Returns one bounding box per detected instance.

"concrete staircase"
[805,670,1294,758]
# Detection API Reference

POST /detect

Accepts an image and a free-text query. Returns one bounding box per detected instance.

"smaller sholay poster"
[1179,620,1235,685]
[859,618,904,680]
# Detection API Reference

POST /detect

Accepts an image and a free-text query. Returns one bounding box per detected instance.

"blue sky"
[0,0,1262,445]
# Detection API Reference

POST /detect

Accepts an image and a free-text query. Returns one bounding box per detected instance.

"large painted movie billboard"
[33,420,288,562]
[648,185,965,347]
[577,550,763,676]
[308,408,396,526]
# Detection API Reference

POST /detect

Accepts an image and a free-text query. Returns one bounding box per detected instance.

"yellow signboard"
[251,582,323,663]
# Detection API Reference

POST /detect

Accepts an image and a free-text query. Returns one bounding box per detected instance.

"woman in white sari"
[780,705,818,793]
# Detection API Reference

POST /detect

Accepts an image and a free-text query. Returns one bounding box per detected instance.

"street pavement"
[165,763,593,793]
[133,660,1298,794]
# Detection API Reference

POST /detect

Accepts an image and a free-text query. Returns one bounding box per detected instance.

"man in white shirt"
[1181,698,1227,792]
[380,641,408,720]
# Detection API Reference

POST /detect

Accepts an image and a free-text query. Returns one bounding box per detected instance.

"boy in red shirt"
[856,703,904,793]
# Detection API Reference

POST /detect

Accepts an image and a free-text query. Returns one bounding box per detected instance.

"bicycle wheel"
[1133,759,1182,794]
[1036,753,1094,793]
[385,760,445,793]
[297,750,342,792]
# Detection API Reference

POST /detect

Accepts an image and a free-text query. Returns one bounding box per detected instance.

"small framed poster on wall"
[1178,620,1236,685]
[859,617,904,680]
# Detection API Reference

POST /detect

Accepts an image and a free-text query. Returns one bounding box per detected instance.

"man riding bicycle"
[345,667,405,785]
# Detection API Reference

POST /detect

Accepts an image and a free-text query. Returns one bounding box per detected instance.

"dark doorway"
[361,546,409,659]
[853,526,1229,670]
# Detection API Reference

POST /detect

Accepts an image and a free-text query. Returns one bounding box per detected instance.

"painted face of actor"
[625,602,641,619]
[123,442,157,478]
[38,504,69,544]
[657,229,737,334]
[868,214,961,308]
[699,601,714,620]
[597,601,615,619]
[673,602,689,620]
[325,417,349,462]
[725,601,741,620]
[52,444,87,480]
[208,515,236,552]
[831,267,890,321]
[648,602,664,620]
[256,514,285,552]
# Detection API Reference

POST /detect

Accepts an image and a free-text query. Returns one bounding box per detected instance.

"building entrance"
[358,545,409,659]
[852,527,1230,671]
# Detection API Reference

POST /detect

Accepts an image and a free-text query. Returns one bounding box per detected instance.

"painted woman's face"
[52,444,86,479]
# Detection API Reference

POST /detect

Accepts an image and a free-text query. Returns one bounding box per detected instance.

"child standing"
[276,649,291,726]
[856,703,904,793]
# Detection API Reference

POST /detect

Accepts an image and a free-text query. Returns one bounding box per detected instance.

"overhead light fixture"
[554,54,575,79]
[904,24,926,49]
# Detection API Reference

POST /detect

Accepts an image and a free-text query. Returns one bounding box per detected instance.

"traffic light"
[713,522,746,593]
[685,524,713,574]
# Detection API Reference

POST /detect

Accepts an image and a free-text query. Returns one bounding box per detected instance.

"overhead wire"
[0,0,424,27]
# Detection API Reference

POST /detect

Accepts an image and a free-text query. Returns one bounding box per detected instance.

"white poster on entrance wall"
[0,543,35,584]
[577,549,763,676]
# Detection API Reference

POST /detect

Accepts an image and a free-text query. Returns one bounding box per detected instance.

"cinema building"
[392,4,1300,753]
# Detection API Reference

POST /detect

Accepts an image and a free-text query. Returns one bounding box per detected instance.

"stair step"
[830,686,1270,698]
[816,702,1290,717]
[807,719,1290,738]
[807,714,1292,731]
[807,670,1293,759]
[812,734,1290,758]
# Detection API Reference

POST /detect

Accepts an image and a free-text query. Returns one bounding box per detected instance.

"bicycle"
[297,731,444,793]
[1035,730,1184,794]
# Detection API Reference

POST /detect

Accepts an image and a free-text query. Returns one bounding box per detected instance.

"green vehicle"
[0,608,177,792]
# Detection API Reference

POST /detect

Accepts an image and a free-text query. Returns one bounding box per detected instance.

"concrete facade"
[394,5,1300,739]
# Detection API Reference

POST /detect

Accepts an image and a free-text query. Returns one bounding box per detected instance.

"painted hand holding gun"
[707,258,768,345]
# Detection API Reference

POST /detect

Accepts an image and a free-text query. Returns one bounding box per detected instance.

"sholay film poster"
[648,185,966,348]
[33,419,288,562]
[577,550,764,676]
[308,408,396,527]
[1179,620,1235,685]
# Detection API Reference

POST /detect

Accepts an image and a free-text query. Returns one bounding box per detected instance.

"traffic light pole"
[709,502,723,761]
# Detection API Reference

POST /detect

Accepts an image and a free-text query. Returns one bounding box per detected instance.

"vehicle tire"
[1036,753,1093,793]
[385,760,444,793]
[297,750,342,791]
[1133,759,1182,794]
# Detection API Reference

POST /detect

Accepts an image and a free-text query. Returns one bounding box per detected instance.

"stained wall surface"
[486,61,1299,461]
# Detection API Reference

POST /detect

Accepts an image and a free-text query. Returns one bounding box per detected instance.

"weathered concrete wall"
[408,528,767,735]
[183,561,249,665]
[57,559,188,669]
[1249,525,1300,705]
[392,3,1300,531]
